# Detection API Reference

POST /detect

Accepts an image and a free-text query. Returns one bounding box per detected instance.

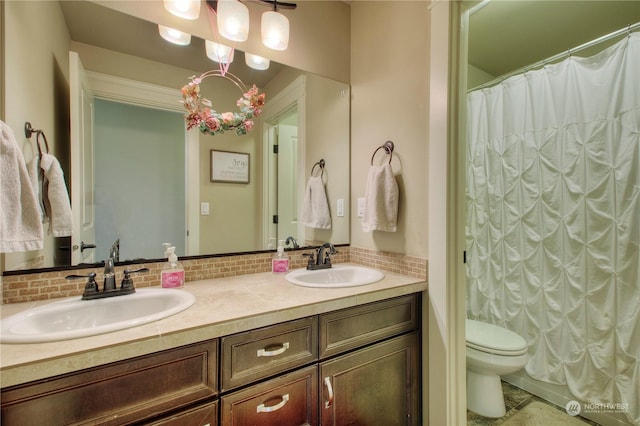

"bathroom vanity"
[0,266,426,425]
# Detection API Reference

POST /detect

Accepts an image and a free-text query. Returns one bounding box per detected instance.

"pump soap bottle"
[161,245,185,288]
[272,239,289,274]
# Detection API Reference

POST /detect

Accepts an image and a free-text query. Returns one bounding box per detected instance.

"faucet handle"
[302,252,315,268]
[66,272,99,297]
[120,268,149,291]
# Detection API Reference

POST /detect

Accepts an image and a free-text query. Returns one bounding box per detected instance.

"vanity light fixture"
[163,0,201,20]
[158,25,192,45]
[207,0,296,50]
[216,0,250,42]
[261,4,289,50]
[206,40,235,64]
[245,53,270,70]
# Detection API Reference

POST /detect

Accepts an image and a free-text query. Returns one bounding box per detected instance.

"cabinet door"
[1,340,218,426]
[221,366,318,426]
[320,333,420,426]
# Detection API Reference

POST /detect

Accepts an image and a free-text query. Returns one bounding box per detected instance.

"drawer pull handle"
[324,377,334,408]
[256,393,290,413]
[257,342,290,357]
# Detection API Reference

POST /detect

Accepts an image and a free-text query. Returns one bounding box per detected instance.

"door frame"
[260,75,306,249]
[86,72,199,256]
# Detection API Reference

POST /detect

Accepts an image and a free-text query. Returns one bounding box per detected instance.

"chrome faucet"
[305,242,337,270]
[109,239,120,263]
[285,236,299,249]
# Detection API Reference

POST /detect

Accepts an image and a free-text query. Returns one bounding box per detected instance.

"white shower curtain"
[466,33,640,425]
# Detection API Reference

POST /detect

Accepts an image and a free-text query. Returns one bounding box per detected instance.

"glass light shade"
[261,10,289,51]
[205,40,235,63]
[217,0,250,42]
[158,25,191,46]
[245,53,270,70]
[163,0,201,20]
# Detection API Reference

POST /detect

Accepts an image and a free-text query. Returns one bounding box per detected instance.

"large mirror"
[3,0,350,272]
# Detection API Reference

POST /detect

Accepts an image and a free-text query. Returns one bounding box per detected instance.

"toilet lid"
[466,319,528,356]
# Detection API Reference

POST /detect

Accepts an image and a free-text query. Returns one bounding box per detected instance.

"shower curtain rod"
[470,21,640,91]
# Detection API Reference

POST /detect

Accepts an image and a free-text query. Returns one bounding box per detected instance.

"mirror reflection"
[4,1,350,272]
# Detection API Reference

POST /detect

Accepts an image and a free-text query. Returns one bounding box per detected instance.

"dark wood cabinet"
[320,333,420,426]
[1,293,421,426]
[147,401,218,426]
[0,340,218,426]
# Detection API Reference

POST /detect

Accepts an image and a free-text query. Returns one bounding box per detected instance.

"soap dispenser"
[161,245,185,288]
[272,239,289,274]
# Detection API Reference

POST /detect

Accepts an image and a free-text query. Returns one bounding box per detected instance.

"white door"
[277,123,299,243]
[69,51,96,265]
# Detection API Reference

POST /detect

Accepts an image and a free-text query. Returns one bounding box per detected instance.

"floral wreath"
[181,70,266,136]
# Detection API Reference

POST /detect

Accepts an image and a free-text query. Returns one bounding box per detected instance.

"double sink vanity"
[0,264,427,425]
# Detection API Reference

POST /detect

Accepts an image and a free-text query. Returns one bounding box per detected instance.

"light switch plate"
[357,198,365,217]
[200,202,210,215]
[337,199,344,217]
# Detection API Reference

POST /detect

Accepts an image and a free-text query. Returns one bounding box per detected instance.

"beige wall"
[304,74,351,245]
[196,75,262,254]
[350,1,430,258]
[3,0,71,270]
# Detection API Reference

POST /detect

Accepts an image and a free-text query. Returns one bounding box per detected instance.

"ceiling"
[59,1,284,88]
[469,1,640,79]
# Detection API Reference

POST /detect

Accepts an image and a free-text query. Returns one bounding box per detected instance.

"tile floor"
[467,381,602,426]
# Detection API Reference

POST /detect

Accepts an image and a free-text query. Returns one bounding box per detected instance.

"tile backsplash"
[1,246,427,304]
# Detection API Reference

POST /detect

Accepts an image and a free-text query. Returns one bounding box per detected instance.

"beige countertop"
[0,264,426,388]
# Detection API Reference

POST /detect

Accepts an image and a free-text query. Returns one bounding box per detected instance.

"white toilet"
[466,319,528,418]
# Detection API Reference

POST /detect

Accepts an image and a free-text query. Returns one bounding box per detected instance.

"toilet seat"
[466,319,527,356]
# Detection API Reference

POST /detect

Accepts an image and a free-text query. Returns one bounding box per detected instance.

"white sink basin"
[286,265,384,288]
[0,288,195,344]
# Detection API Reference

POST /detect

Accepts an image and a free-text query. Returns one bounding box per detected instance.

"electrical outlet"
[357,198,365,217]
[200,202,210,215]
[337,199,344,217]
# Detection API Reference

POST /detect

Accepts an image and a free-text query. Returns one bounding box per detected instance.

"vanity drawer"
[148,401,218,426]
[221,366,318,426]
[221,317,318,392]
[319,294,419,358]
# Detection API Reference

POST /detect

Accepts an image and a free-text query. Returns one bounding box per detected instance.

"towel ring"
[311,159,325,178]
[36,132,50,155]
[370,141,394,165]
[24,122,50,155]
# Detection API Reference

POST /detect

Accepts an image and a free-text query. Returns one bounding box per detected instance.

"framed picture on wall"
[210,150,250,184]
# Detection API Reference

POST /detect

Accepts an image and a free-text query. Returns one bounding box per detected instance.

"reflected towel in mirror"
[28,153,73,237]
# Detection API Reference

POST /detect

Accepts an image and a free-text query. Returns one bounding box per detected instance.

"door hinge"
[273,215,279,224]
[273,144,279,154]
[463,250,467,264]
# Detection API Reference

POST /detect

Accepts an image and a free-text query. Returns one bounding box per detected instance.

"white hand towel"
[362,163,399,232]
[0,121,44,252]
[28,153,73,237]
[300,176,331,229]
